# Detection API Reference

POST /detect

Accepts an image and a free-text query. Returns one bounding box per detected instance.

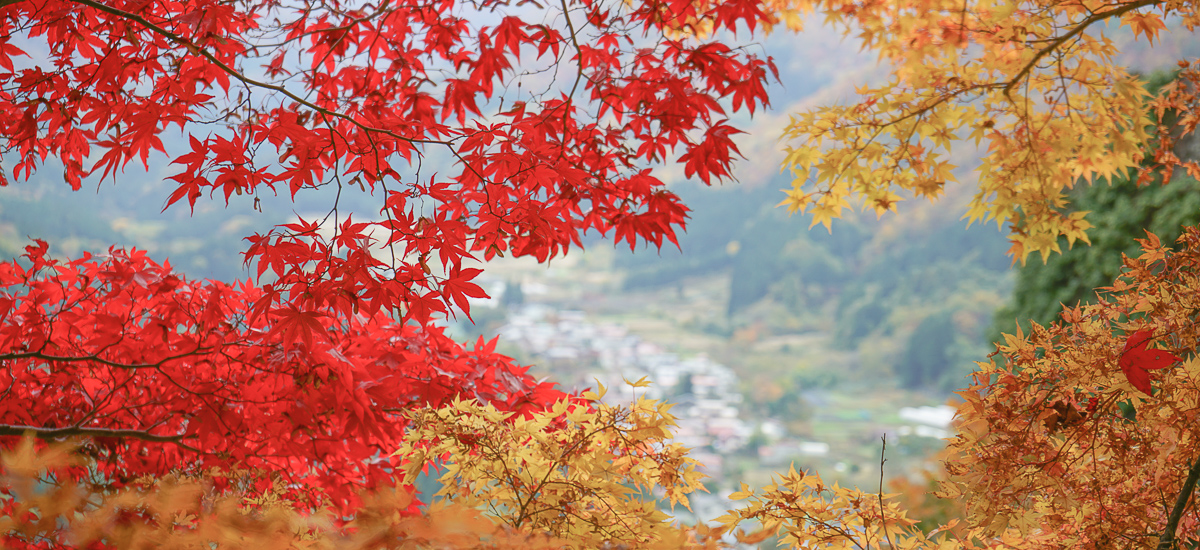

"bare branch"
[878,435,894,550]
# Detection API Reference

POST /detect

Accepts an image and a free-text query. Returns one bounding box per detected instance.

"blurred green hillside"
[611,177,1012,395]
[990,70,1200,341]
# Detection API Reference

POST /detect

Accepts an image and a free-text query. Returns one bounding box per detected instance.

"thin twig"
[879,435,894,550]
[0,349,207,370]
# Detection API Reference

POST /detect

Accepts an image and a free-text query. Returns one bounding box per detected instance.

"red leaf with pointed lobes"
[681,121,744,184]
[443,267,488,318]
[442,79,482,125]
[268,306,330,350]
[0,39,26,73]
[1119,330,1181,394]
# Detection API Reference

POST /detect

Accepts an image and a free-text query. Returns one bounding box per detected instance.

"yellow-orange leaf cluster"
[3,388,716,549]
[0,436,568,549]
[393,388,708,549]
[777,0,1200,263]
[945,227,1200,548]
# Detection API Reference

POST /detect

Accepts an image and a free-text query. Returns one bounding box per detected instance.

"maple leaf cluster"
[1,390,718,550]
[774,0,1200,263]
[708,227,1200,550]
[393,389,708,548]
[1,435,577,550]
[7,227,1200,548]
[0,241,567,513]
[0,0,780,327]
[0,0,781,520]
[946,228,1200,548]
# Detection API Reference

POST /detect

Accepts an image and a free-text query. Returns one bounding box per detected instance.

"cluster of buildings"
[497,304,752,462]
[489,303,957,487]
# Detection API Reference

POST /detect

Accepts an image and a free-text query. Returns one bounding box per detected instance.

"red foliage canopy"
[0,0,777,324]
[1,240,565,509]
[0,0,776,513]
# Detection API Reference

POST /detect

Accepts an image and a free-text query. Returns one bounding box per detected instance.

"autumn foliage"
[3,440,474,550]
[0,0,787,543]
[947,229,1200,549]
[776,0,1200,262]
[0,241,567,512]
[6,0,1200,546]
[1,0,780,519]
[0,0,790,346]
[1,394,703,549]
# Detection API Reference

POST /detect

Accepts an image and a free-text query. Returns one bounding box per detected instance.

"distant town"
[465,284,957,522]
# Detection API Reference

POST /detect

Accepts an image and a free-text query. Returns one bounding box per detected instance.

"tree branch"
[63,0,506,228]
[1004,0,1164,100]
[0,424,200,453]
[64,0,446,148]
[878,435,894,550]
[0,350,198,370]
[1157,456,1200,550]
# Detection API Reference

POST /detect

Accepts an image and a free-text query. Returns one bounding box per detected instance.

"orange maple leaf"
[1119,330,1181,394]
[1123,12,1168,45]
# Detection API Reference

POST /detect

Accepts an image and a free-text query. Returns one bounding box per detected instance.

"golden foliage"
[777,0,1199,262]
[716,463,982,550]
[1,387,717,549]
[393,387,708,549]
[944,227,1200,548]
[0,436,569,549]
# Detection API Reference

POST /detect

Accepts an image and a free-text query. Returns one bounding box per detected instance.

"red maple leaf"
[1119,330,1181,394]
